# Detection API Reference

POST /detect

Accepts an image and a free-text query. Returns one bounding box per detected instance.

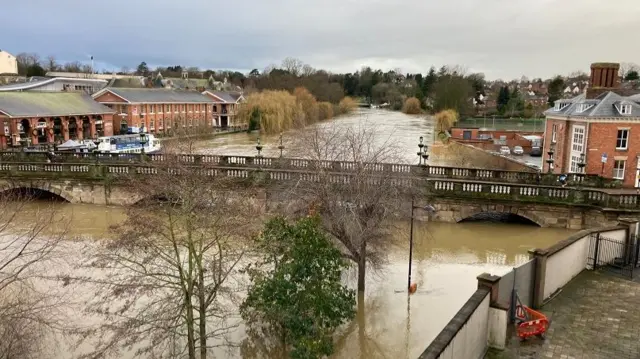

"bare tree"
[71,147,255,359]
[619,62,640,78]
[45,56,58,72]
[281,57,304,76]
[301,64,316,77]
[285,121,406,299]
[0,191,68,359]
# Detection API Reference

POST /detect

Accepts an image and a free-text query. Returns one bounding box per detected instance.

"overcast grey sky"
[2,0,639,80]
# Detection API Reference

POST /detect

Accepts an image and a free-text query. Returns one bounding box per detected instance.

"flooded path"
[20,202,572,358]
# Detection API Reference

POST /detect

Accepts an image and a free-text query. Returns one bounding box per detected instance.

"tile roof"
[95,88,215,104]
[0,92,115,118]
[544,91,640,118]
[203,91,244,103]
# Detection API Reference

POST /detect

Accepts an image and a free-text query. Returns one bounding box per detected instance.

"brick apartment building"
[0,92,114,149]
[543,62,640,187]
[202,90,244,128]
[92,88,217,134]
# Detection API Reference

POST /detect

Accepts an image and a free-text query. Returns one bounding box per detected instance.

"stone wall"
[428,198,622,230]
[430,141,535,172]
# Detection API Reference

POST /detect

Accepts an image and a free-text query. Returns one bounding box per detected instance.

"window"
[182,104,186,112]
[150,104,155,113]
[551,124,558,143]
[616,129,629,150]
[140,105,146,114]
[213,105,218,112]
[571,125,585,153]
[159,118,164,129]
[554,102,568,111]
[613,160,626,180]
[620,104,632,115]
[164,104,169,112]
[575,103,592,113]
[570,155,582,173]
[150,119,155,130]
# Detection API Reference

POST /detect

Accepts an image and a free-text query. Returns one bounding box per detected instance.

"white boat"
[96,134,162,154]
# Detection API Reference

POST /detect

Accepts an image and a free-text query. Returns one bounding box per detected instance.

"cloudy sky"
[2,0,639,80]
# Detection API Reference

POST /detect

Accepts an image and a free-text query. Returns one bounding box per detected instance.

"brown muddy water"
[11,201,571,358]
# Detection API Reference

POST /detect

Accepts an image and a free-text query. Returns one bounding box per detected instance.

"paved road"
[488,270,640,359]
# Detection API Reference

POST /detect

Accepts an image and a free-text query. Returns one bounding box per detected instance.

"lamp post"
[546,141,555,174]
[139,131,148,160]
[278,132,285,158]
[408,201,435,292]
[417,136,425,165]
[255,137,263,158]
[576,152,586,185]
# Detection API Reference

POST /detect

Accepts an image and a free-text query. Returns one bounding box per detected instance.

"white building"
[0,50,18,75]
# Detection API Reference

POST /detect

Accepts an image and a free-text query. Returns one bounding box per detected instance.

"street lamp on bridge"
[277,132,285,158]
[546,141,556,174]
[255,137,263,158]
[417,136,429,166]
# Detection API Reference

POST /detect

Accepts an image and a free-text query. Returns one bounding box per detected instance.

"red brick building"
[92,88,217,135]
[543,63,640,187]
[0,92,114,149]
[202,91,244,128]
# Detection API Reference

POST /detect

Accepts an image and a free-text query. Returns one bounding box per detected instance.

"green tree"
[241,216,355,359]
[496,86,510,114]
[136,61,150,76]
[547,76,565,106]
[432,74,473,116]
[624,70,639,81]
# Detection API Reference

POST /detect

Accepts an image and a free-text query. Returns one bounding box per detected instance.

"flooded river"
[190,108,436,164]
[25,202,571,359]
[7,110,564,358]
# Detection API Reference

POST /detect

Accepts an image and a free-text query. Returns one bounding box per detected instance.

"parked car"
[513,146,524,155]
[530,146,542,157]
[499,146,511,155]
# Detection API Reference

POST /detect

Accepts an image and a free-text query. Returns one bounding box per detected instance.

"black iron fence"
[588,233,639,279]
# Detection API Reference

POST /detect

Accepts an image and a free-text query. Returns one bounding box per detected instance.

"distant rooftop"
[0,92,115,118]
[93,88,216,104]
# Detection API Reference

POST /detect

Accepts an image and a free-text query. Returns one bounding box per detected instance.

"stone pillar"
[477,273,508,350]
[618,219,639,265]
[29,118,38,145]
[62,118,69,141]
[46,119,54,144]
[528,249,548,309]
[90,118,97,139]
[76,119,84,141]
[477,273,500,303]
[9,119,19,146]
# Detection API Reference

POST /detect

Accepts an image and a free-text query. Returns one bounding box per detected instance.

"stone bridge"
[0,152,639,229]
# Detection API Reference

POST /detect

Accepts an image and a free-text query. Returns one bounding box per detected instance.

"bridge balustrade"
[1,161,639,211]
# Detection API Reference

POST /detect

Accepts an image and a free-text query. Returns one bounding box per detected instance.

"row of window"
[107,104,231,115]
[554,102,632,116]
[553,125,631,151]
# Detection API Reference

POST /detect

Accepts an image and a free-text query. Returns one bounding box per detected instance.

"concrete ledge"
[418,288,490,359]
[542,225,626,256]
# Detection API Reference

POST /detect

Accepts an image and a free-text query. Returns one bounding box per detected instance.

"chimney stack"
[587,62,620,99]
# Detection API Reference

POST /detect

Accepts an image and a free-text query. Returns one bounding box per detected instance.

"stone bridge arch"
[0,180,77,203]
[454,206,545,227]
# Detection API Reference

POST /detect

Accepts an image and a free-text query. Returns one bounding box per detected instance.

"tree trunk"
[357,292,366,359]
[357,241,366,294]
[186,296,196,359]
[198,270,207,359]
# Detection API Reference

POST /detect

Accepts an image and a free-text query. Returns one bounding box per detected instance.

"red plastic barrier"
[516,305,549,340]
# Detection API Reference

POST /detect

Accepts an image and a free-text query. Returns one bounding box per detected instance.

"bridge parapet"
[0,151,621,189]
[1,161,639,211]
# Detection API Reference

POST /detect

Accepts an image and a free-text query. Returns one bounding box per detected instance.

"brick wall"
[586,123,640,187]
[543,119,570,173]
